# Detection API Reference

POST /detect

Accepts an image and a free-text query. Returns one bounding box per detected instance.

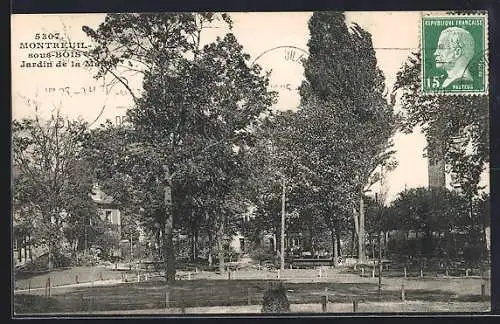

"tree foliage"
[83,13,275,279]
[393,52,489,198]
[295,12,397,258]
[12,113,95,267]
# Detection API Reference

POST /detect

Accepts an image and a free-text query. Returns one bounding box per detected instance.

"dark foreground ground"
[14,267,491,315]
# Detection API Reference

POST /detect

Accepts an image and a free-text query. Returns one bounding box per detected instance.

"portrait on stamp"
[421,14,487,94]
[434,27,475,90]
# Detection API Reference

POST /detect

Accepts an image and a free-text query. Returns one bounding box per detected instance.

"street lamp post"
[280,176,286,271]
[375,190,383,297]
[121,222,135,263]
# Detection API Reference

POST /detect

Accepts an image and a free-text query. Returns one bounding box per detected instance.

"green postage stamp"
[421,13,488,95]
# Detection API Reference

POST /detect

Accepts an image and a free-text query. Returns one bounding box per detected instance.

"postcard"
[11,11,491,316]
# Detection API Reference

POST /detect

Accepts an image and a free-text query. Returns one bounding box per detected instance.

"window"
[105,210,112,222]
[239,238,245,252]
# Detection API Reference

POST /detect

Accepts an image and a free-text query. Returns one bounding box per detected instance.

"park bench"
[291,258,334,269]
[176,271,197,280]
[138,260,164,271]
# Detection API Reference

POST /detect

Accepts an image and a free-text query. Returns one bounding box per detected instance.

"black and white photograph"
[11,10,491,315]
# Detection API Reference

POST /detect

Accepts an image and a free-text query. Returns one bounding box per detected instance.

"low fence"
[14,261,492,295]
[15,277,490,314]
[346,262,491,279]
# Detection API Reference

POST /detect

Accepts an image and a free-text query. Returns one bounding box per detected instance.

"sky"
[11,12,489,203]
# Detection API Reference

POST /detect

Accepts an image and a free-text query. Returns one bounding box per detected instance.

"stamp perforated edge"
[419,11,489,96]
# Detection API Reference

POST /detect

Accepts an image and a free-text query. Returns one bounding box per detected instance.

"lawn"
[14,265,136,290]
[13,270,491,314]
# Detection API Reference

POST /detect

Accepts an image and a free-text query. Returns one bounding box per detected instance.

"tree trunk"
[371,236,375,262]
[29,235,33,261]
[24,237,27,261]
[48,242,53,270]
[156,228,161,260]
[208,229,213,267]
[482,225,488,254]
[384,232,388,256]
[17,238,22,263]
[350,229,356,258]
[194,226,199,261]
[337,234,343,260]
[74,238,79,256]
[332,230,338,267]
[426,229,433,256]
[358,195,365,263]
[217,221,225,274]
[353,207,359,237]
[189,231,195,263]
[188,209,193,262]
[163,167,176,282]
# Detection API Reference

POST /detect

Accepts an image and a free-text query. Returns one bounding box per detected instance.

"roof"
[89,184,115,205]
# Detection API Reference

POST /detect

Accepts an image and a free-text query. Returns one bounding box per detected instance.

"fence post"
[322,288,328,312]
[165,290,170,309]
[445,267,449,277]
[372,267,375,278]
[228,271,231,280]
[361,267,365,277]
[466,269,470,277]
[277,269,280,279]
[404,267,407,279]
[420,267,423,278]
[401,284,405,302]
[75,275,79,284]
[319,267,322,278]
[47,277,51,296]
[188,272,192,281]
[353,300,358,312]
[28,280,31,293]
[180,290,186,314]
[481,283,486,299]
[247,287,251,305]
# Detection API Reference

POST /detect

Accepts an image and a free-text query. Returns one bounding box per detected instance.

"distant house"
[229,232,246,254]
[90,183,122,257]
[90,184,121,225]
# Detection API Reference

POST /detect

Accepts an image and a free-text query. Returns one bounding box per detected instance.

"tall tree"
[12,113,94,269]
[245,110,306,269]
[83,14,274,281]
[83,13,233,281]
[298,12,397,263]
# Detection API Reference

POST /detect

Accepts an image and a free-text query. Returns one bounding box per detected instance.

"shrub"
[249,247,275,265]
[52,251,73,268]
[261,282,290,313]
